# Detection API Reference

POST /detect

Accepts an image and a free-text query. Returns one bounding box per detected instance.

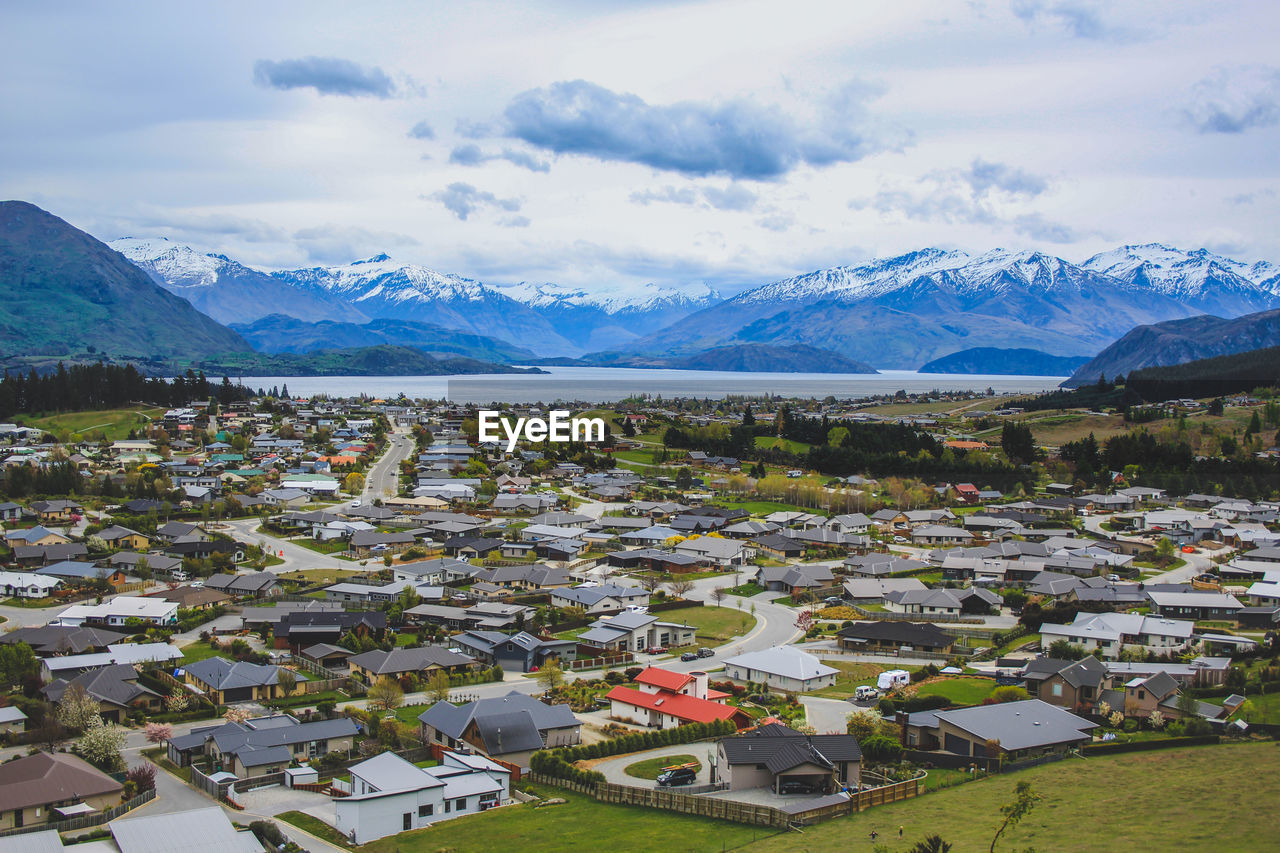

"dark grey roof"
[0,624,125,654]
[473,710,546,754]
[838,621,956,646]
[932,699,1096,751]
[185,657,288,690]
[347,647,474,675]
[44,664,157,708]
[720,724,861,767]
[418,690,579,742]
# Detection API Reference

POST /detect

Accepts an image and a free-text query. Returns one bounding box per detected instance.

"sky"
[2,0,1279,296]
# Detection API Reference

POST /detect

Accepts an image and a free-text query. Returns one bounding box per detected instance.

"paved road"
[223,517,360,575]
[593,743,718,787]
[365,427,412,501]
[800,695,855,734]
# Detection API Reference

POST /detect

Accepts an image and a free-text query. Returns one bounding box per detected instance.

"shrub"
[249,820,285,849]
[1122,718,1139,733]
[125,763,157,793]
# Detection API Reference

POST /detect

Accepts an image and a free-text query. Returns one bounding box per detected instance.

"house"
[418,691,582,767]
[392,557,477,585]
[0,570,62,599]
[722,647,838,692]
[52,596,179,628]
[1039,612,1195,659]
[841,577,927,602]
[166,714,358,777]
[38,642,181,682]
[605,667,752,730]
[578,611,696,653]
[29,499,82,522]
[911,525,975,546]
[4,526,69,547]
[0,624,126,656]
[334,750,511,844]
[1098,671,1226,722]
[906,699,1097,761]
[262,488,312,508]
[347,647,476,684]
[155,521,207,543]
[108,551,183,578]
[301,643,356,671]
[1021,656,1107,711]
[837,621,957,655]
[350,531,416,558]
[107,805,267,853]
[751,534,805,560]
[672,536,752,567]
[0,751,122,831]
[713,723,861,794]
[755,564,835,595]
[1145,590,1244,621]
[271,609,387,652]
[441,536,503,559]
[36,560,127,586]
[473,563,571,591]
[204,572,279,598]
[96,525,150,551]
[451,631,577,673]
[43,663,163,723]
[183,657,304,705]
[882,588,963,616]
[12,542,89,567]
[147,585,232,610]
[550,583,650,614]
[0,705,28,734]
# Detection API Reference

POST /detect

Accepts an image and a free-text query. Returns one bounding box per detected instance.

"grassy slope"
[741,743,1277,853]
[660,604,756,646]
[19,406,166,441]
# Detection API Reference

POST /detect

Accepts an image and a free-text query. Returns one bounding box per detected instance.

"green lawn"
[1205,690,1280,724]
[623,754,701,780]
[723,581,767,597]
[809,659,889,699]
[393,703,432,726]
[717,499,826,517]
[741,743,1277,853]
[915,677,996,705]
[276,567,370,584]
[0,596,60,608]
[18,406,166,441]
[293,538,351,556]
[358,785,775,853]
[278,810,355,849]
[752,436,812,454]
[660,604,756,647]
[178,642,227,666]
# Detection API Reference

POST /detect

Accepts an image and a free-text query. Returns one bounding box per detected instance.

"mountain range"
[7,198,1280,379]
[1063,307,1280,387]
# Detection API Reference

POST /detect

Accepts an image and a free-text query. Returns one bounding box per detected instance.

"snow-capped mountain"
[618,247,1280,369]
[111,237,363,326]
[1082,243,1280,315]
[268,255,582,356]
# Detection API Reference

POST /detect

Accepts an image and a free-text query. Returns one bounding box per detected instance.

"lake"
[235,367,1065,403]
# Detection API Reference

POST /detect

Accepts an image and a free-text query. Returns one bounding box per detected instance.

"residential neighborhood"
[0,390,1277,852]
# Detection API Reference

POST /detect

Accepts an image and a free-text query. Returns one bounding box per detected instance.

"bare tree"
[667,578,694,600]
[711,587,728,606]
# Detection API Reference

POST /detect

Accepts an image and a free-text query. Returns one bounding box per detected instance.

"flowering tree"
[57,683,102,733]
[164,692,191,713]
[1108,711,1124,728]
[76,718,127,772]
[1096,700,1111,718]
[794,609,814,631]
[144,722,173,744]
[1148,710,1165,730]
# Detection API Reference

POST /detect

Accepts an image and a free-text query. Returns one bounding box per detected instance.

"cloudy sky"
[2,0,1278,295]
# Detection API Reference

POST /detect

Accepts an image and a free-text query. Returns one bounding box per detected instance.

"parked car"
[1107,574,1120,582]
[823,596,844,606]
[778,780,816,795]
[656,767,697,787]
[680,652,699,662]
[645,646,667,655]
[851,685,880,703]
[696,647,714,658]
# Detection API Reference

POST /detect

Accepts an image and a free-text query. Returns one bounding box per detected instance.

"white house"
[722,647,838,692]
[52,596,179,628]
[0,570,61,599]
[334,750,510,844]
[1039,612,1195,659]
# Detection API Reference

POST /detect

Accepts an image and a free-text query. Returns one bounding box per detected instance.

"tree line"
[0,362,254,419]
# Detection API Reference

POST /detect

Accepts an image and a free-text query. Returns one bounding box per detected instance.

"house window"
[444,801,451,813]
[1051,684,1063,697]
[419,804,433,817]
[455,798,467,810]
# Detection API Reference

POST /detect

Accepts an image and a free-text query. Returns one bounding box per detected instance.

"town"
[0,382,1277,853]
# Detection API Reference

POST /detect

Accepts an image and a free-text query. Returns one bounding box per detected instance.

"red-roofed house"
[606,667,751,730]
[954,483,981,504]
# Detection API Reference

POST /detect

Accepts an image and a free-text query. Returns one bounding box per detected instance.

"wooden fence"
[527,772,923,829]
[845,603,984,624]
[0,789,157,839]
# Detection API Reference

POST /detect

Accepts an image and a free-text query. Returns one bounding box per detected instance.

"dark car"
[778,780,816,795]
[656,767,698,787]
[696,647,715,658]
[680,651,699,662]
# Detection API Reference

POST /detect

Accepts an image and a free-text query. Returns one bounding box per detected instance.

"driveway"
[801,696,854,735]
[592,743,720,787]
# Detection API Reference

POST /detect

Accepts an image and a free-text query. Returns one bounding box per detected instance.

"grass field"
[809,659,888,699]
[740,742,1278,853]
[661,604,756,646]
[17,406,166,441]
[753,435,812,454]
[915,676,996,705]
[717,499,826,516]
[276,567,370,585]
[178,642,227,666]
[623,754,701,780]
[357,784,776,853]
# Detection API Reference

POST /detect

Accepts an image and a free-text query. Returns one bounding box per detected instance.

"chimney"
[690,670,709,700]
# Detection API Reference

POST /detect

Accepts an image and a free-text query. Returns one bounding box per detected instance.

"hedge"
[1080,734,1219,756]
[555,718,736,763]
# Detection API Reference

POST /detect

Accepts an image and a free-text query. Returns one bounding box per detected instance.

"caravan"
[876,669,910,691]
